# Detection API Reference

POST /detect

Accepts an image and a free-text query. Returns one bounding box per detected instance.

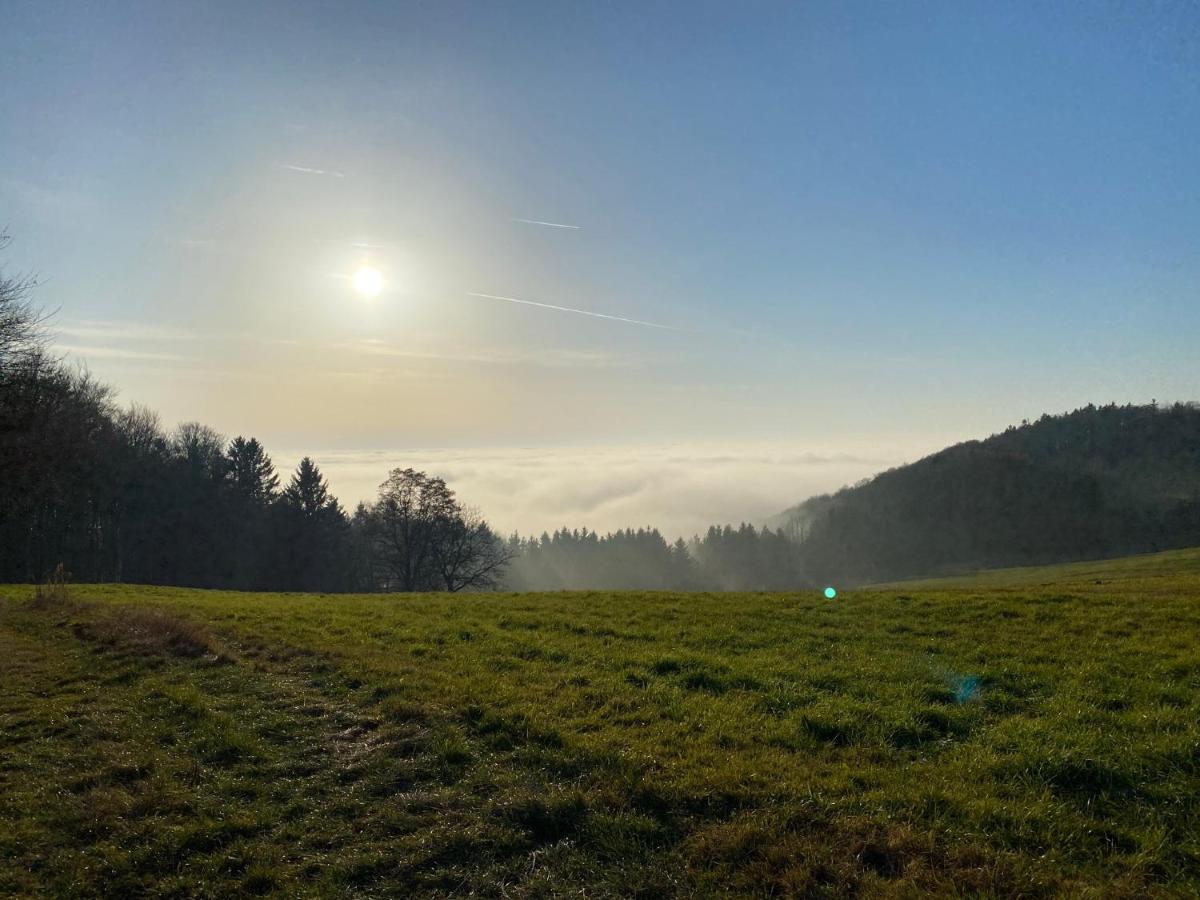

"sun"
[353,265,383,298]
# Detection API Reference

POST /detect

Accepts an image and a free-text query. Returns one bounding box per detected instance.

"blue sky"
[2,1,1197,528]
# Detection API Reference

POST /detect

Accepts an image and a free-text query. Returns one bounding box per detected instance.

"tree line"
[504,524,809,591]
[0,235,515,591]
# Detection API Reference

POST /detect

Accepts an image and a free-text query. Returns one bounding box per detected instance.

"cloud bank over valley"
[274,444,898,539]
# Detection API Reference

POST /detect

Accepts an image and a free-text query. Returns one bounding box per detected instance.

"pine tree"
[281,457,335,517]
[226,436,279,502]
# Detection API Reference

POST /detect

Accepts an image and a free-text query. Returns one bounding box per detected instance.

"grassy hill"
[877,544,1200,590]
[3,550,1200,897]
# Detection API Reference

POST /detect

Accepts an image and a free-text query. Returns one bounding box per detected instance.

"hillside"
[876,544,1200,591]
[784,403,1200,585]
[4,549,1200,896]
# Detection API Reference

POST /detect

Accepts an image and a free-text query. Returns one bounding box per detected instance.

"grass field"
[3,550,1200,897]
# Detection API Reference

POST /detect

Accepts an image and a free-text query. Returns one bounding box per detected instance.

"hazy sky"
[2,2,1198,531]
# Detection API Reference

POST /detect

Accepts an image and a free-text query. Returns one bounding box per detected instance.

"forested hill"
[785,403,1200,585]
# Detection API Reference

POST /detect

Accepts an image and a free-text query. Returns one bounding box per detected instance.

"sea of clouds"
[274,444,900,540]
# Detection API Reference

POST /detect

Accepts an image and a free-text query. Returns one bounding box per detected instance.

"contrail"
[283,164,346,178]
[466,292,677,330]
[512,218,581,230]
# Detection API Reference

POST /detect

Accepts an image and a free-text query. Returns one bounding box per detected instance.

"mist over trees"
[389,404,1200,591]
[504,524,808,591]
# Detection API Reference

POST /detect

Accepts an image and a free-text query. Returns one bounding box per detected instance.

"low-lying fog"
[275,444,901,539]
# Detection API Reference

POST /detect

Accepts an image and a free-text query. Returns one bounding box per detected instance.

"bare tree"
[367,468,513,592]
[116,404,165,455]
[172,422,226,478]
[369,468,458,591]
[433,505,516,592]
[0,230,48,378]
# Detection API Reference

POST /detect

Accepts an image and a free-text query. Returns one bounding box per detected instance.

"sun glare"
[353,265,383,298]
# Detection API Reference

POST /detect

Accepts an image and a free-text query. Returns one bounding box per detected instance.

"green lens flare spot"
[824,586,837,599]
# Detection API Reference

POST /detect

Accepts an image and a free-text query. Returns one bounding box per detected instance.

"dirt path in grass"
[0,599,476,897]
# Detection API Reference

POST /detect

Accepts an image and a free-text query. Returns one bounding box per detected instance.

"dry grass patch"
[77,606,226,662]
[28,563,81,613]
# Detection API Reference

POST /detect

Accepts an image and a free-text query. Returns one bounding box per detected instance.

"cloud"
[55,319,306,348]
[52,320,633,372]
[512,218,581,230]
[55,320,197,342]
[272,445,896,539]
[466,291,678,331]
[56,344,191,362]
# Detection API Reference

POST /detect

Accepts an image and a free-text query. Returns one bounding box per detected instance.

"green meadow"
[3,549,1200,897]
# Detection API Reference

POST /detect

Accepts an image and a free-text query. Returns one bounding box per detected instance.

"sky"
[2,1,1198,535]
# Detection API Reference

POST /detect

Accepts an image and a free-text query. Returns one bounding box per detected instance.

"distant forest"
[787,401,1200,584]
[504,524,807,591]
[4,236,1200,591]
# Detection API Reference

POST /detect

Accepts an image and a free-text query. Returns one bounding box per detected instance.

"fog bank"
[275,444,899,539]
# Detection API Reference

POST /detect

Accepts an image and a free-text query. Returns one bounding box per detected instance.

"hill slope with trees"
[785,403,1200,585]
